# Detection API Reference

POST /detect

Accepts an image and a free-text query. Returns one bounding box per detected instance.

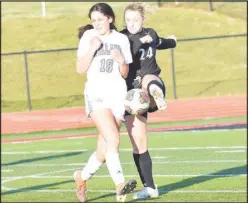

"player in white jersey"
[78,28,131,121]
[76,3,178,201]
[73,3,137,203]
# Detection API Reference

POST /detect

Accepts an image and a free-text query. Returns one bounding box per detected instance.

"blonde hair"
[124,3,145,19]
[123,2,155,27]
[124,2,154,18]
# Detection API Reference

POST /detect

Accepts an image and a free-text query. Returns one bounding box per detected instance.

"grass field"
[1,2,247,112]
[1,118,247,202]
[160,1,247,21]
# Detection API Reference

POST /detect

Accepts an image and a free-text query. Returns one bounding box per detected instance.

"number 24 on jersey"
[139,47,153,60]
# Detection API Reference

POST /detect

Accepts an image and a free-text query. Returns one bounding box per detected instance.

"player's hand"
[167,35,177,42]
[90,36,102,52]
[140,34,153,44]
[110,49,124,64]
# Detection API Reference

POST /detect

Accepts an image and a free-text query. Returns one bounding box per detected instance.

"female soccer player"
[74,3,137,202]
[121,3,177,199]
[76,2,177,201]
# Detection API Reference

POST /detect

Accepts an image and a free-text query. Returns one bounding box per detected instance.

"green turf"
[1,2,247,112]
[160,1,247,21]
[1,128,247,202]
[1,115,246,140]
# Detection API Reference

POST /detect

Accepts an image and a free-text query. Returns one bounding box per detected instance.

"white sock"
[81,151,104,180]
[105,152,125,185]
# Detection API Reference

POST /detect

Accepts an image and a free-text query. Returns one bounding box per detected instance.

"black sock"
[147,80,166,98]
[133,153,146,187]
[139,151,155,189]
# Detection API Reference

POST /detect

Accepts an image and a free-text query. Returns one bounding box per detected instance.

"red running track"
[1,95,247,134]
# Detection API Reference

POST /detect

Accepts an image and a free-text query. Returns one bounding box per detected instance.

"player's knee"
[147,80,166,97]
[142,74,156,87]
[105,134,120,151]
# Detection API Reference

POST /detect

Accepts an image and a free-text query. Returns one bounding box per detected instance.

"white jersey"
[77,29,133,120]
[77,29,132,96]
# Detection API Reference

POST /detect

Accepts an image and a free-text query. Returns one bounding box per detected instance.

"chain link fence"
[2,34,246,112]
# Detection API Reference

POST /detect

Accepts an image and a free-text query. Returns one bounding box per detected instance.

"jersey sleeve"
[148,28,177,50]
[156,38,177,50]
[120,35,133,64]
[77,30,91,58]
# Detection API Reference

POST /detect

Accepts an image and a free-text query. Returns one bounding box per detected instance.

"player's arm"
[76,34,102,74]
[76,49,96,74]
[111,35,133,79]
[156,35,177,50]
[121,36,133,79]
[148,28,177,50]
[111,49,129,78]
[119,62,129,79]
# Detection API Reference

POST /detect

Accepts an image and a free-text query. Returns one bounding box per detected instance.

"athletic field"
[2,117,247,202]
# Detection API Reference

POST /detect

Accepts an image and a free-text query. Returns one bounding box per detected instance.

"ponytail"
[78,24,93,39]
[110,23,117,31]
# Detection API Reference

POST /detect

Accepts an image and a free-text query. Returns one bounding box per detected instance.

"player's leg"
[91,109,137,201]
[91,109,124,181]
[73,132,107,202]
[74,115,126,203]
[74,94,108,202]
[142,74,167,111]
[74,94,113,202]
[124,114,159,199]
[112,94,138,201]
[74,110,123,184]
[124,114,147,187]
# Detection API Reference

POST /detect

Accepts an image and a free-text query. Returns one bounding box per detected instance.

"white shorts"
[84,80,127,121]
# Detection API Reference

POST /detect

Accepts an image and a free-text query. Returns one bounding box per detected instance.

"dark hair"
[89,3,117,30]
[78,24,93,39]
[77,3,117,40]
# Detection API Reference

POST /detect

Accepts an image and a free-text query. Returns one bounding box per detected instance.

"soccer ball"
[124,89,150,115]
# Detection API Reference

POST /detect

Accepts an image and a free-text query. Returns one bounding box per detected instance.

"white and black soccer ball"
[124,89,150,115]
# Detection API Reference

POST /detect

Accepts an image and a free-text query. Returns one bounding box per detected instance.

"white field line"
[1,187,246,193]
[11,141,33,144]
[2,160,246,167]
[215,150,246,153]
[2,146,246,154]
[2,174,247,179]
[2,149,89,154]
[1,169,14,172]
[165,129,246,133]
[152,156,167,159]
[1,167,78,191]
[2,166,246,195]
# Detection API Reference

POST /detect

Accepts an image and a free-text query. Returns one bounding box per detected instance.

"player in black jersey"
[121,3,177,200]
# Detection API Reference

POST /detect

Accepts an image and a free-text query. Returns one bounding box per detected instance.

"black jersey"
[120,28,176,89]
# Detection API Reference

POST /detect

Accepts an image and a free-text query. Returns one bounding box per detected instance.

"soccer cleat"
[116,180,137,202]
[73,170,87,202]
[149,84,167,111]
[133,185,159,200]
